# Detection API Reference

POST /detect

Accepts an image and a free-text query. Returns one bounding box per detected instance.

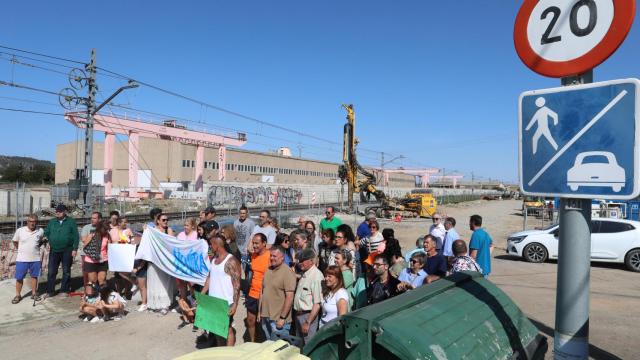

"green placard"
[194,292,230,339]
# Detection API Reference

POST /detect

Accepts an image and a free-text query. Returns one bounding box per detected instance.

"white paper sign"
[108,244,136,272]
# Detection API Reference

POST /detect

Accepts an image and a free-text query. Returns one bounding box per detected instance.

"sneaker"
[130,285,138,293]
[90,316,104,323]
[113,316,122,322]
[160,308,168,316]
[83,316,91,322]
[137,304,148,312]
[170,308,178,313]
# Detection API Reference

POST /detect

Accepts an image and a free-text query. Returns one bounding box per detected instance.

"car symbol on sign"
[567,151,625,192]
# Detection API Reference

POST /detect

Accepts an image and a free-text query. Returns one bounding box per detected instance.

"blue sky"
[0,1,638,183]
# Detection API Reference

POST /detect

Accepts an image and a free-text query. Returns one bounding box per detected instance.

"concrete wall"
[0,188,51,216]
[199,182,500,210]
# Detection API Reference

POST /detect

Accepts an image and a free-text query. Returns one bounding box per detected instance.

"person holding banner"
[112,217,136,298]
[146,213,177,315]
[202,234,241,346]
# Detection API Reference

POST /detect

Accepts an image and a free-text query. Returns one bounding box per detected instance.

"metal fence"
[522,205,558,230]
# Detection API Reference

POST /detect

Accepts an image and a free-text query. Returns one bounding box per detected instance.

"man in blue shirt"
[469,214,493,277]
[356,212,375,240]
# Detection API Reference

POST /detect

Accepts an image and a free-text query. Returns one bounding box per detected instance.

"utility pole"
[82,49,97,212]
[555,71,593,359]
[297,144,302,158]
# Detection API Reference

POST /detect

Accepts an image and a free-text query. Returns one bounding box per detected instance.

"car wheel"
[624,248,640,272]
[523,243,548,263]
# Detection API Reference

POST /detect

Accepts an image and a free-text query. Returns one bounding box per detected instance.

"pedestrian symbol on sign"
[525,97,558,155]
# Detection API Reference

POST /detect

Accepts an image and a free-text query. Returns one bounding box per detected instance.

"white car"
[566,151,625,192]
[506,218,640,272]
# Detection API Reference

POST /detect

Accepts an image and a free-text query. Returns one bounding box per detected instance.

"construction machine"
[338,104,437,217]
[338,104,387,213]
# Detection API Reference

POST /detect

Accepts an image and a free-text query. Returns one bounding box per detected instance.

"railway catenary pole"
[555,71,593,359]
[82,49,97,212]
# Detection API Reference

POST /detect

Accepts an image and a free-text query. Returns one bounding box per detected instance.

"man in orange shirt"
[246,232,270,342]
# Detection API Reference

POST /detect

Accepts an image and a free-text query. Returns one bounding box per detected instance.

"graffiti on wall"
[208,185,303,206]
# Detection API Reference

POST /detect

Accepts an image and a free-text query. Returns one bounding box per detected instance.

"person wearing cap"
[44,204,79,296]
[204,206,216,221]
[293,248,323,345]
[357,212,376,241]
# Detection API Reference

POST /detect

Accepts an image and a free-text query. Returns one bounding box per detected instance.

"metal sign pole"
[555,71,593,360]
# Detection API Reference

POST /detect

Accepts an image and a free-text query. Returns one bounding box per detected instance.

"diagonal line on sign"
[528,90,628,186]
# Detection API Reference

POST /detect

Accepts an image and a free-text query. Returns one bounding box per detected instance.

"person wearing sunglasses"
[155,214,175,236]
[397,253,428,292]
[366,255,400,305]
[363,220,384,253]
[429,213,446,255]
[319,206,342,235]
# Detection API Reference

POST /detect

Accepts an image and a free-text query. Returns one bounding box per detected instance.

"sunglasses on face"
[336,235,344,239]
[160,219,168,222]
[410,259,419,264]
[433,218,441,221]
[372,263,386,267]
[370,226,377,229]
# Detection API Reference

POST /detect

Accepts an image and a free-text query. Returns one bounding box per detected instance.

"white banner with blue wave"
[135,228,210,285]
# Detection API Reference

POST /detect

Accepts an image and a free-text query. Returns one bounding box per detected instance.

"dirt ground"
[1,199,638,359]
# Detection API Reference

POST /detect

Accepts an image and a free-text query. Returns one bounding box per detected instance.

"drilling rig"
[338,104,438,217]
[338,104,387,212]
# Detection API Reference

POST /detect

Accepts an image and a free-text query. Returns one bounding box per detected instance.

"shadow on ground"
[528,318,622,360]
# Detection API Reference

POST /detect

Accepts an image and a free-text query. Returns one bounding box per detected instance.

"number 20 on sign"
[514,0,635,78]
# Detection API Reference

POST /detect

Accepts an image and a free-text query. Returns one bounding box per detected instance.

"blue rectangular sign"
[519,79,640,199]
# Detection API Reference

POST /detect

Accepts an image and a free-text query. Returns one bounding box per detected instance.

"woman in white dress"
[319,265,349,328]
[146,213,176,315]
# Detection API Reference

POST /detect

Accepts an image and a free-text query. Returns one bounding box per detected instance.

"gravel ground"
[1,199,638,359]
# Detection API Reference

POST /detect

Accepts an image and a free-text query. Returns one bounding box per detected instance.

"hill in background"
[0,155,55,184]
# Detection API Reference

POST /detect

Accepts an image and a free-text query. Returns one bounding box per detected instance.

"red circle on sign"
[514,0,636,78]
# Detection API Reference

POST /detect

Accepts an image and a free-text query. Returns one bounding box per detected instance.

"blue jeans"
[47,250,73,294]
[261,318,291,340]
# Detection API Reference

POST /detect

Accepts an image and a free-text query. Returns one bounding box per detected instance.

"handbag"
[84,233,102,262]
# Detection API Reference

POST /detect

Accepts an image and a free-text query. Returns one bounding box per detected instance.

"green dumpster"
[303,272,547,359]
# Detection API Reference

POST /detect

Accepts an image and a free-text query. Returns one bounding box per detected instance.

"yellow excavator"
[338,104,437,217]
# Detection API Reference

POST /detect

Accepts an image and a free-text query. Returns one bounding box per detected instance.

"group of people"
[10,202,493,348]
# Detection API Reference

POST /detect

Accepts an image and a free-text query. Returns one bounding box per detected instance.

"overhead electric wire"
[0,79,69,97]
[0,45,84,65]
[0,45,476,178]
[0,107,66,116]
[0,96,60,107]
[0,54,71,77]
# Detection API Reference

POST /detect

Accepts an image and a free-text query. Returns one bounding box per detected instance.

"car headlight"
[508,236,526,243]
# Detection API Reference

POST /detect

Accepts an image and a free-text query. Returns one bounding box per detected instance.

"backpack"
[84,233,102,262]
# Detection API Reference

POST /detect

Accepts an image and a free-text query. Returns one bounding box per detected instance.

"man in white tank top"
[202,235,241,346]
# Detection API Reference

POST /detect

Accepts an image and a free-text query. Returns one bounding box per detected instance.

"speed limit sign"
[514,0,635,77]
